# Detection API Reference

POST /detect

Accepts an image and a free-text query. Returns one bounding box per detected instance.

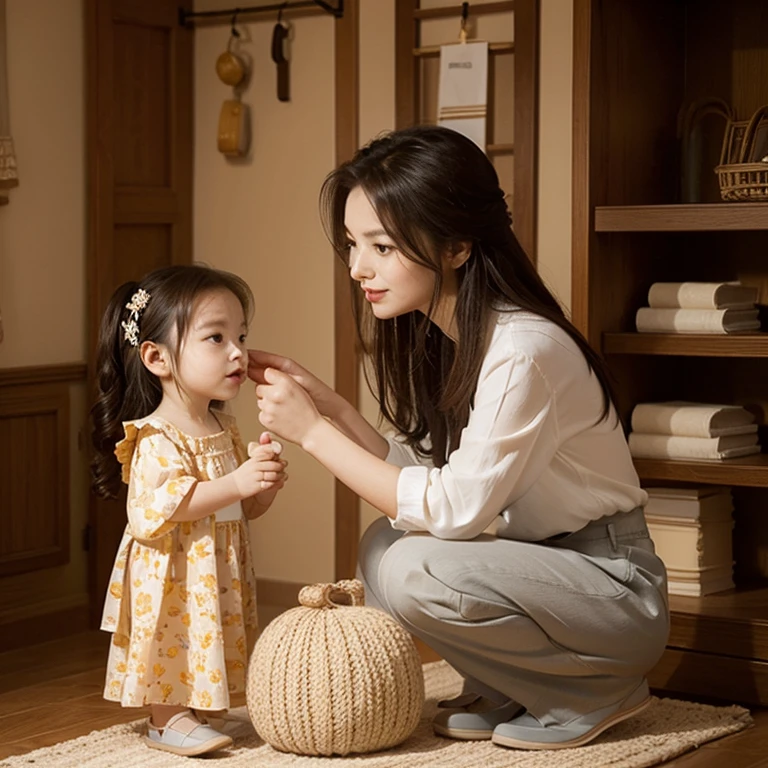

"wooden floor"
[1,631,768,765]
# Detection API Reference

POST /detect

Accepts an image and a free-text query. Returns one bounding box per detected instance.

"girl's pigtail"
[90,281,140,499]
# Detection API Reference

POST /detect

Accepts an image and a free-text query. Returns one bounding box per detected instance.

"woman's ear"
[446,241,472,270]
[140,341,171,379]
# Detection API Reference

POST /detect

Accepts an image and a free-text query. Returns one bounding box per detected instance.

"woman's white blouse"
[385,310,647,541]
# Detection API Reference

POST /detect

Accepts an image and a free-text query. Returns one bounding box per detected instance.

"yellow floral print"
[100,413,259,711]
[135,593,152,617]
[197,691,213,708]
[180,671,195,686]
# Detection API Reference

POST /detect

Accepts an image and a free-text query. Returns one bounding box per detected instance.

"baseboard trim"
[257,578,304,610]
[0,580,309,652]
[0,603,90,653]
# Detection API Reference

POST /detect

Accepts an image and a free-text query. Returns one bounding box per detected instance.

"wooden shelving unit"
[603,333,768,357]
[595,203,768,232]
[634,455,768,488]
[573,0,768,705]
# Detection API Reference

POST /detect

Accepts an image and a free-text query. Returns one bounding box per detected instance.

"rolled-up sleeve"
[392,352,559,539]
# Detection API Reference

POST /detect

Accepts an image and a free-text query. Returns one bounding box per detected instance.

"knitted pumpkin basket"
[246,578,425,756]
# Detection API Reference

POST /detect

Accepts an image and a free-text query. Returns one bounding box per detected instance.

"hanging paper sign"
[437,41,489,151]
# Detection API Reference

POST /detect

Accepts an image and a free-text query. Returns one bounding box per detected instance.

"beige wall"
[0,0,89,618]
[193,3,337,583]
[0,0,86,366]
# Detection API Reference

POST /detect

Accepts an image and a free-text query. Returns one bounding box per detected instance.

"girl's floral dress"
[100,412,258,710]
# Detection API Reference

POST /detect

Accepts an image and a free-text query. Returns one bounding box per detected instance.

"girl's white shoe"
[144,710,233,756]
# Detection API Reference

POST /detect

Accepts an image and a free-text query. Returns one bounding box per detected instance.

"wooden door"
[85,0,193,622]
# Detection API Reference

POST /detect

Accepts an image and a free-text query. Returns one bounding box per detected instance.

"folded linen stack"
[636,281,759,334]
[629,401,760,460]
[644,486,734,597]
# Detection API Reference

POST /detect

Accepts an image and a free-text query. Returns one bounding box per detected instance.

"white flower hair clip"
[121,288,151,347]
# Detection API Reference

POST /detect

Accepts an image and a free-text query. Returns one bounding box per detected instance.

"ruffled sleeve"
[117,423,198,541]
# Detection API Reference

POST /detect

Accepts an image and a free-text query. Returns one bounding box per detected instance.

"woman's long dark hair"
[90,264,253,499]
[321,125,616,467]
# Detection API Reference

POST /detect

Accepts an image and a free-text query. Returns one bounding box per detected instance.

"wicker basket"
[716,105,768,201]
[246,579,425,756]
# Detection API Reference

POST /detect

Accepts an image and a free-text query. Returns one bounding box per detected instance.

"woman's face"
[344,186,438,320]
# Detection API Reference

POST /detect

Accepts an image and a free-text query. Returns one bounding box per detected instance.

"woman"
[249,125,669,751]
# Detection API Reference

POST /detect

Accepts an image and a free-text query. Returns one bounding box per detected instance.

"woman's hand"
[248,350,340,418]
[256,367,324,447]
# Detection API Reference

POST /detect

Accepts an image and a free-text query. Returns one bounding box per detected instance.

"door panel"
[86,0,192,623]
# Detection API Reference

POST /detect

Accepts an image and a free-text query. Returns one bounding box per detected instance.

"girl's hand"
[243,432,288,520]
[248,350,339,418]
[231,433,287,499]
[256,367,323,447]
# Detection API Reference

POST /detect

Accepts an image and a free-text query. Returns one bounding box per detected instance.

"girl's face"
[344,186,438,320]
[174,288,248,405]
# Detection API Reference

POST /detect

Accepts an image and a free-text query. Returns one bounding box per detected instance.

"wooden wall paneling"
[395,0,420,129]
[0,382,70,577]
[334,0,361,580]
[0,365,89,651]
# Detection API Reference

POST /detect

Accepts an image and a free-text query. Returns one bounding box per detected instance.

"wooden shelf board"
[667,585,768,660]
[603,332,768,357]
[414,2,514,20]
[413,41,514,57]
[669,585,768,623]
[595,203,768,231]
[634,454,768,487]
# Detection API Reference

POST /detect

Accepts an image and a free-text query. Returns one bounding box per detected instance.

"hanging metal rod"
[179,1,344,26]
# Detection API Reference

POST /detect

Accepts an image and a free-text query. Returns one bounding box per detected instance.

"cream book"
[647,281,758,310]
[665,564,734,581]
[646,518,734,570]
[629,432,760,460]
[631,402,756,438]
[666,575,734,597]
[644,486,733,520]
[635,307,760,334]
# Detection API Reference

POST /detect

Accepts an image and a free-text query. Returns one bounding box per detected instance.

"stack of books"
[644,486,734,596]
[628,401,760,461]
[635,281,759,334]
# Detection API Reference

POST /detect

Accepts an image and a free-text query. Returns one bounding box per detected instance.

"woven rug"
[1,661,752,768]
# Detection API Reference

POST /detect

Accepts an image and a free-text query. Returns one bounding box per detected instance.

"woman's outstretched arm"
[248,349,389,459]
[256,366,399,519]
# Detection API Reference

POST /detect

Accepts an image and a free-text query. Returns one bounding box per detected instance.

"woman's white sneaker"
[433,697,524,740]
[491,681,651,750]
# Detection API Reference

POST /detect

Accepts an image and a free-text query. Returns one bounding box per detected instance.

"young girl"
[250,125,669,751]
[91,264,288,757]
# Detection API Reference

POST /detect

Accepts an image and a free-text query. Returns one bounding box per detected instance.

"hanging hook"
[231,8,241,38]
[459,2,469,44]
[277,1,288,25]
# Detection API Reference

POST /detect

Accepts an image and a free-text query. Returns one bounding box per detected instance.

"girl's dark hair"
[320,125,617,467]
[90,264,253,499]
